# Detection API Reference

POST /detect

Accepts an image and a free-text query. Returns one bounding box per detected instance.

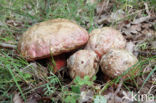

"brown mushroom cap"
[18,19,89,61]
[86,27,126,57]
[100,49,138,78]
[67,50,99,79]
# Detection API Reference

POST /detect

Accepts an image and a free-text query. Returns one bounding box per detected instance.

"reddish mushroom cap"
[67,50,99,79]
[86,27,126,58]
[18,19,89,61]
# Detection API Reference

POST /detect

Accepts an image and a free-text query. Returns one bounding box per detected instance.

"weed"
[62,76,96,103]
[137,42,148,50]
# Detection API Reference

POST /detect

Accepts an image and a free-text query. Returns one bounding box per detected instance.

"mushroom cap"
[18,19,89,61]
[67,50,99,79]
[100,49,138,78]
[86,27,126,57]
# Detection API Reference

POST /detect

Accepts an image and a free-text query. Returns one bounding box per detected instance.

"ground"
[0,0,156,103]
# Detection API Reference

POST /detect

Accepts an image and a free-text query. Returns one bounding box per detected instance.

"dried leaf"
[132,16,151,24]
[96,0,110,15]
[97,9,125,24]
[110,9,125,22]
[20,62,48,81]
[13,93,24,103]
[79,90,94,103]
[26,98,38,103]
[151,41,156,49]
[26,93,41,103]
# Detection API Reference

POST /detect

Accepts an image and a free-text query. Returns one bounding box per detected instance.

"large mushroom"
[67,50,99,79]
[86,27,126,58]
[100,49,138,78]
[18,18,89,71]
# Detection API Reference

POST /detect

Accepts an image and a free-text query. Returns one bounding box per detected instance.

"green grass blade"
[7,65,26,101]
[139,65,156,91]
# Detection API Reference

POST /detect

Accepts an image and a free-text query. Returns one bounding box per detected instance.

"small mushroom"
[67,50,99,79]
[100,49,138,78]
[18,18,89,71]
[86,27,126,58]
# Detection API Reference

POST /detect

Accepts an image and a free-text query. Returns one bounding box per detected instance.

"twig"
[114,78,123,95]
[134,50,156,56]
[132,3,151,24]
[0,43,17,49]
[144,2,150,16]
[97,0,110,16]
[112,78,123,103]
[132,16,151,24]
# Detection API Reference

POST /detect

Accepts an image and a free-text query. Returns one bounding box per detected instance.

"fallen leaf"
[96,0,110,15]
[13,93,24,103]
[79,90,94,103]
[110,9,125,22]
[151,41,156,49]
[132,16,151,24]
[20,62,48,81]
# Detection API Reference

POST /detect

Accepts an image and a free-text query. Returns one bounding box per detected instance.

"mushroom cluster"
[18,18,138,79]
[85,27,138,78]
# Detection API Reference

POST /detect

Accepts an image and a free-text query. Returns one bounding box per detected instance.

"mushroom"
[18,18,89,71]
[86,27,126,58]
[67,50,99,79]
[100,49,138,78]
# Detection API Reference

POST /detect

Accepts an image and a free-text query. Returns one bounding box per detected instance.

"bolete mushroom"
[18,18,89,71]
[67,50,99,79]
[86,27,126,58]
[100,49,138,78]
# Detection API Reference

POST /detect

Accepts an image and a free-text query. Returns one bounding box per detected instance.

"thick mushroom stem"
[53,56,67,72]
[48,53,71,73]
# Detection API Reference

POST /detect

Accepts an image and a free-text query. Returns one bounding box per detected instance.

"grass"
[0,49,32,99]
[0,0,155,102]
